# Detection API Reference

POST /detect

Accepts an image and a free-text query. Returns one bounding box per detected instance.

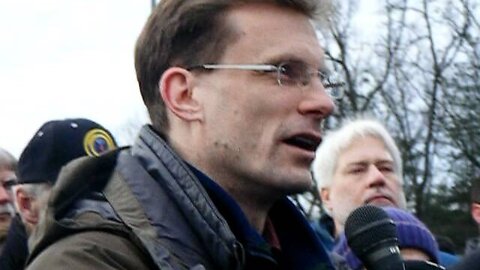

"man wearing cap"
[0,118,116,270]
[0,148,17,252]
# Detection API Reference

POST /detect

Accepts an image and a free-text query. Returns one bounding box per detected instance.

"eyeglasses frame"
[187,63,345,100]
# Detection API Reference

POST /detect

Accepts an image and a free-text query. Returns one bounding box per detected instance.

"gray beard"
[0,203,14,240]
[0,203,14,217]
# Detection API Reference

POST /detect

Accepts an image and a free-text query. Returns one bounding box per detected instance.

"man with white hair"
[311,116,458,266]
[312,117,407,237]
[0,148,17,252]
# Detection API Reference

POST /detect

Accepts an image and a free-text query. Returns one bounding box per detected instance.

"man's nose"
[0,186,11,204]
[297,81,335,119]
[367,165,388,188]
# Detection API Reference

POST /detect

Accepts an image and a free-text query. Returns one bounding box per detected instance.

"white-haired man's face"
[320,136,405,235]
[0,167,16,236]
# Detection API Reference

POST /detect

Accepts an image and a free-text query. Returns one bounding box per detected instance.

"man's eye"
[279,63,295,78]
[281,61,305,75]
[348,167,365,174]
[379,166,394,173]
[2,179,16,189]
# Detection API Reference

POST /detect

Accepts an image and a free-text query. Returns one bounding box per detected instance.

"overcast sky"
[0,1,153,157]
[0,1,381,158]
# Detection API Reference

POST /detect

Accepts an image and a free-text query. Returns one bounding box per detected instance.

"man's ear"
[320,187,332,212]
[16,188,38,225]
[159,67,203,121]
[471,203,480,225]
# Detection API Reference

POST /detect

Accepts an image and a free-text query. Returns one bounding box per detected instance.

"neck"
[334,221,343,239]
[167,129,275,232]
[232,192,272,232]
[211,173,278,233]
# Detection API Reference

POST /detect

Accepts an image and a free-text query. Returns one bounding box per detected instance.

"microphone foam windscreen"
[345,205,398,256]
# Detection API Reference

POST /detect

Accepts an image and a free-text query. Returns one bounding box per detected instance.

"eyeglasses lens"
[277,61,344,99]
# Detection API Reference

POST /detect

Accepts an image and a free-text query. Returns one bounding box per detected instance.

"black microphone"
[345,205,405,270]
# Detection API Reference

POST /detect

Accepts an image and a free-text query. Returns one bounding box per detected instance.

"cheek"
[392,181,406,201]
[331,182,357,202]
[334,181,366,208]
[229,105,282,144]
[334,174,361,193]
[31,201,41,217]
[387,177,402,191]
[329,187,362,219]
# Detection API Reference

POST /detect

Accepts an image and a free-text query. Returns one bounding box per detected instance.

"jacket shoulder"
[27,148,135,265]
[52,147,127,212]
[27,230,153,270]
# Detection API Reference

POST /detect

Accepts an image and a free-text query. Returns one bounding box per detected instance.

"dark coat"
[0,214,28,270]
[26,125,334,270]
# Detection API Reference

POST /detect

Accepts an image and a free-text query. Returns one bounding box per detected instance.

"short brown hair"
[135,0,326,136]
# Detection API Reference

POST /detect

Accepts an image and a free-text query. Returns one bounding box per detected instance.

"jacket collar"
[188,163,334,270]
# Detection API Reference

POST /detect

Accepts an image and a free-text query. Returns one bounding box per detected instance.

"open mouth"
[284,134,322,152]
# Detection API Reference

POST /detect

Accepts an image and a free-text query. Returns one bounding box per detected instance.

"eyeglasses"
[188,61,345,100]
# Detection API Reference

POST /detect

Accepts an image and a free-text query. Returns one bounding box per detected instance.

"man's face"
[0,167,16,235]
[17,184,52,235]
[322,136,405,233]
[192,3,335,199]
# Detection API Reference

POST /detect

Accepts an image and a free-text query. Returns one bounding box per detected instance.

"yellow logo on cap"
[83,129,116,157]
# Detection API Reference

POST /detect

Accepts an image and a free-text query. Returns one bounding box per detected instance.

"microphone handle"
[364,246,405,270]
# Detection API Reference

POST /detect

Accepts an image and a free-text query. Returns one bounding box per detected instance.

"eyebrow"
[346,159,394,167]
[262,53,329,72]
[375,160,395,166]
